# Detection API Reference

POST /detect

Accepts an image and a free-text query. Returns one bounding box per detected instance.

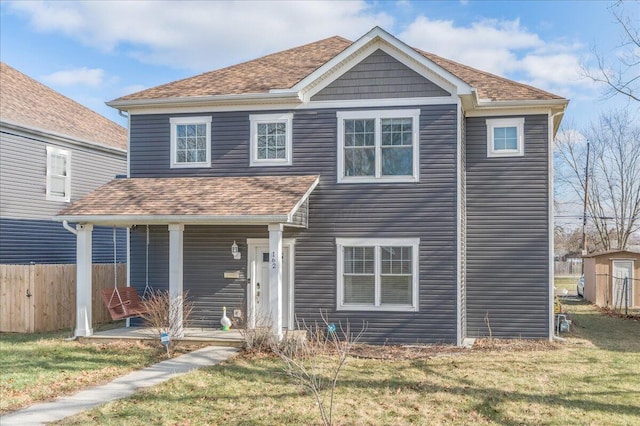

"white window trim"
[486,117,524,158]
[46,146,71,202]
[336,237,420,312]
[249,113,293,166]
[337,109,420,183]
[170,116,212,168]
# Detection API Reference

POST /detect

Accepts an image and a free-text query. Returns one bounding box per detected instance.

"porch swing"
[100,225,153,320]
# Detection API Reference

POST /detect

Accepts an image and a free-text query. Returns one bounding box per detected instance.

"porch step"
[77,327,244,348]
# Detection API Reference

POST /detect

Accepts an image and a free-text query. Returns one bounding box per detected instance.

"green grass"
[0,329,164,413]
[555,276,580,293]
[59,300,640,425]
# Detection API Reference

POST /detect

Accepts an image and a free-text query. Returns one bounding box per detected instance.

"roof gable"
[294,27,470,102]
[0,62,127,151]
[311,49,451,102]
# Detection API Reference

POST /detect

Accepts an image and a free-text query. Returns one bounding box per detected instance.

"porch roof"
[56,175,319,226]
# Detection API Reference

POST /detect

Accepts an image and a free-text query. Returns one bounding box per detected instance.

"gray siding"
[0,218,126,264]
[0,127,127,264]
[465,115,550,338]
[129,105,459,344]
[311,49,450,101]
[0,128,126,220]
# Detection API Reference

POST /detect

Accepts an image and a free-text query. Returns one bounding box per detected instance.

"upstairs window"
[250,113,293,166]
[336,237,419,312]
[337,110,420,183]
[46,146,71,202]
[170,116,212,168]
[486,117,524,157]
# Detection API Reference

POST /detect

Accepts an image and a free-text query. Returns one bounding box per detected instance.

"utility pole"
[581,140,590,274]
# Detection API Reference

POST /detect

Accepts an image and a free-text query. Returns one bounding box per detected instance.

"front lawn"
[555,276,579,294]
[60,300,640,425]
[0,330,164,413]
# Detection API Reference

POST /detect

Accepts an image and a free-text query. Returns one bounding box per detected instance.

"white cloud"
[555,128,588,146]
[399,15,593,98]
[41,67,105,87]
[9,0,393,71]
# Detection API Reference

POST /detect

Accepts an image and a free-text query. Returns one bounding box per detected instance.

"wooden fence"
[0,263,126,333]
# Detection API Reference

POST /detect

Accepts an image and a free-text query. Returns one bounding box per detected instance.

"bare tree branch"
[555,110,640,251]
[582,2,640,102]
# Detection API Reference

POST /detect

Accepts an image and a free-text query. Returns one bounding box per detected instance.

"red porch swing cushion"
[101,287,148,320]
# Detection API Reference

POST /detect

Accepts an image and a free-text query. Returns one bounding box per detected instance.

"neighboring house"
[583,250,639,309]
[57,28,568,344]
[0,62,127,264]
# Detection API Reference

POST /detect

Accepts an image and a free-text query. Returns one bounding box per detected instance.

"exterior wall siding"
[311,49,451,101]
[0,127,127,264]
[465,115,550,338]
[129,104,459,344]
[0,218,126,264]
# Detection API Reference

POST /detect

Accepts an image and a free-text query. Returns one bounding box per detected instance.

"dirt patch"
[349,338,558,360]
[597,307,640,320]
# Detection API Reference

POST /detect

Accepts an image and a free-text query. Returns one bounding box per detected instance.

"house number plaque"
[271,251,277,270]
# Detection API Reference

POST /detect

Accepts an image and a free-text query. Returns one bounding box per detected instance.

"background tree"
[583,1,640,102]
[555,109,640,251]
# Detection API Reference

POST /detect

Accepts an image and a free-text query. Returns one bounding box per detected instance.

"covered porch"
[56,175,319,340]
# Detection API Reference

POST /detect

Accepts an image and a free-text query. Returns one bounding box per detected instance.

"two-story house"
[57,28,567,344]
[0,62,127,265]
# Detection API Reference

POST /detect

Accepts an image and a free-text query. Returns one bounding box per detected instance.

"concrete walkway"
[0,346,239,426]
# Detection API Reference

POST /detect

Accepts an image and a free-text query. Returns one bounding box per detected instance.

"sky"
[1,0,637,228]
[2,0,636,127]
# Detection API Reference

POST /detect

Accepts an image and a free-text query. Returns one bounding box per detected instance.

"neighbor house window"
[170,116,212,168]
[337,110,420,183]
[486,117,524,157]
[336,237,419,311]
[249,113,293,166]
[46,146,71,202]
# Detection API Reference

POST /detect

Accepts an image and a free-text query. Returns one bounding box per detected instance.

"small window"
[46,146,71,202]
[337,110,420,183]
[170,116,212,168]
[250,113,293,166]
[336,237,419,311]
[486,118,524,157]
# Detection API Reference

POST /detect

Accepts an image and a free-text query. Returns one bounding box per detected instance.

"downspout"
[62,220,77,235]
[62,220,79,340]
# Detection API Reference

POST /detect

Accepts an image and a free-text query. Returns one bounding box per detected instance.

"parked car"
[577,275,585,297]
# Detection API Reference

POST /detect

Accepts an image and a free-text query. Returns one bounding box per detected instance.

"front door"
[248,240,293,329]
[612,260,634,309]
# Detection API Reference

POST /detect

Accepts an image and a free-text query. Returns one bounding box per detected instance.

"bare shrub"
[232,307,285,354]
[141,290,193,356]
[272,311,367,426]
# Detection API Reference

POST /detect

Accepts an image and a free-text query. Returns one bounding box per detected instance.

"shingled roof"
[114,35,563,103]
[57,175,319,224]
[1,62,127,151]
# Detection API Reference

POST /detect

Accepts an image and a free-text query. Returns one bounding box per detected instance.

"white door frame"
[612,259,634,308]
[247,238,295,329]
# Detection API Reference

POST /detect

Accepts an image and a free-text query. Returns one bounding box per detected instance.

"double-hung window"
[486,117,524,157]
[337,110,420,182]
[46,146,71,202]
[249,113,293,166]
[336,238,419,311]
[170,116,212,168]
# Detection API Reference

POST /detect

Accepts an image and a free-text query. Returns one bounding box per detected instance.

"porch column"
[168,224,184,338]
[268,223,283,340]
[75,224,93,337]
